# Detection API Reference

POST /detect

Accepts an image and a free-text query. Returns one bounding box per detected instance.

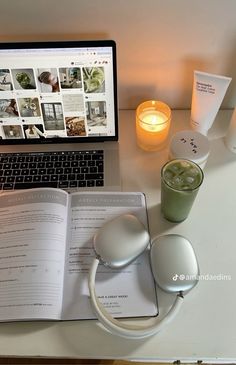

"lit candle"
[136,101,171,151]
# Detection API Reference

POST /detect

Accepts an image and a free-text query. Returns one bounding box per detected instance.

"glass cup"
[161,159,204,222]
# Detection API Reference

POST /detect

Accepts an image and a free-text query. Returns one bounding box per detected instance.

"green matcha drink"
[161,159,204,222]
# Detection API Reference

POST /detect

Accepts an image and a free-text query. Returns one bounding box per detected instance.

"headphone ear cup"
[93,214,150,269]
[150,235,199,293]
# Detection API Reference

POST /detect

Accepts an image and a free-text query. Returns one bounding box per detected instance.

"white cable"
[88,258,184,339]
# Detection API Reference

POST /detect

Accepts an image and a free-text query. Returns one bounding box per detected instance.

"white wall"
[1,0,236,109]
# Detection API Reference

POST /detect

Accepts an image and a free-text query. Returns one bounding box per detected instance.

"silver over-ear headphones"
[88,214,199,339]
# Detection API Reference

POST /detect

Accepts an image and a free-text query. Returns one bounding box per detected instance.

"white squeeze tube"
[190,71,232,135]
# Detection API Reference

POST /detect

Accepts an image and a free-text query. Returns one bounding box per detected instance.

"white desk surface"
[0,109,236,362]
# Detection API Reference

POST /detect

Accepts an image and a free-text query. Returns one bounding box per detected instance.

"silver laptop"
[0,40,120,192]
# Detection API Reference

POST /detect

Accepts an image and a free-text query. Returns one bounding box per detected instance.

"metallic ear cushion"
[93,214,150,269]
[150,234,199,293]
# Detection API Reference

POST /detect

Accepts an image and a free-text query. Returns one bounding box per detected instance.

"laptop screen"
[0,40,118,145]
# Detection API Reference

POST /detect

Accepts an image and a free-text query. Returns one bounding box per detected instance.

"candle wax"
[139,110,168,132]
[136,109,170,151]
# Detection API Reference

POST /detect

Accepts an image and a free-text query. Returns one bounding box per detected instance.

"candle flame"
[151,116,158,124]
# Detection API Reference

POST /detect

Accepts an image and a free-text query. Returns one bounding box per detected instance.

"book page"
[0,188,68,321]
[62,192,158,320]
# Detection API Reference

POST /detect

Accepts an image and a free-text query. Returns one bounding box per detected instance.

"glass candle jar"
[136,100,171,151]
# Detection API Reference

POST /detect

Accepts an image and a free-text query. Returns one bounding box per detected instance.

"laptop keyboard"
[0,150,104,191]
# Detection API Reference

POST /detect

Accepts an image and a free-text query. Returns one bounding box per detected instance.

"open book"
[0,189,158,322]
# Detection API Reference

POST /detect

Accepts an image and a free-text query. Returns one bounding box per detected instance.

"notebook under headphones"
[0,40,120,191]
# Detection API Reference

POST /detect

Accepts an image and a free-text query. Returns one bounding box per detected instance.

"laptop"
[0,40,120,192]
